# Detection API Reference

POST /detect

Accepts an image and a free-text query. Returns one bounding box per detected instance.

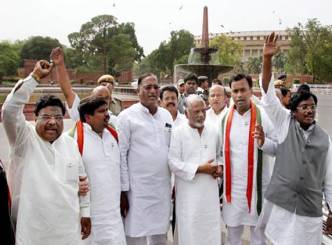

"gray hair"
[209,84,226,96]
[185,94,205,111]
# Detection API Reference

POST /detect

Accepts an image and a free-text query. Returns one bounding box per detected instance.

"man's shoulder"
[158,107,173,121]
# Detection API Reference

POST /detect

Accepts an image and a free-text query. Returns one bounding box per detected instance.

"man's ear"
[84,114,90,123]
[184,109,189,119]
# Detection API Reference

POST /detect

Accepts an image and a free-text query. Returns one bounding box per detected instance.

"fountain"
[174,6,233,82]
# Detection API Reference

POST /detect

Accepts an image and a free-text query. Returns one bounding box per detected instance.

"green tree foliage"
[137,30,195,76]
[286,19,332,82]
[247,56,262,74]
[0,41,22,79]
[210,34,243,66]
[20,36,62,61]
[273,52,288,73]
[68,15,143,74]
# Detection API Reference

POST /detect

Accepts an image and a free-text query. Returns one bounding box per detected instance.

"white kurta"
[258,78,332,245]
[221,105,277,227]
[68,94,118,128]
[168,123,222,245]
[70,124,126,245]
[205,106,228,130]
[117,103,173,237]
[173,112,187,128]
[2,76,90,245]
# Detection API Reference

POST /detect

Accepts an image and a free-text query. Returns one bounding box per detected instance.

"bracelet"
[31,73,41,82]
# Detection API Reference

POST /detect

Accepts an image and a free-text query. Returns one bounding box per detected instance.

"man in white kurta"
[2,61,90,245]
[258,32,332,245]
[205,84,228,128]
[117,74,173,245]
[168,95,222,245]
[51,47,126,245]
[221,74,277,245]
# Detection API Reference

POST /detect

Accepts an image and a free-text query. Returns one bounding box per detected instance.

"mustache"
[166,102,176,107]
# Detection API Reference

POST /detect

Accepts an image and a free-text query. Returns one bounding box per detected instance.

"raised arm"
[50,48,76,108]
[2,60,52,145]
[262,32,279,93]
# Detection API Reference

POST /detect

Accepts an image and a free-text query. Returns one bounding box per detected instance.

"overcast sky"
[1,0,331,55]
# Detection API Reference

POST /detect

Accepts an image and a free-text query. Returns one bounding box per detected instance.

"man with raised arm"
[2,60,91,245]
[51,48,126,245]
[259,32,332,245]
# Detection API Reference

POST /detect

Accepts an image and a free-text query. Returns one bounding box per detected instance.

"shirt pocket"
[164,124,172,147]
[64,159,79,185]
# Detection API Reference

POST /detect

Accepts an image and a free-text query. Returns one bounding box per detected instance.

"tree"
[0,41,21,79]
[137,30,194,76]
[247,56,262,74]
[273,52,287,73]
[210,34,243,66]
[286,19,332,82]
[68,15,144,74]
[20,36,62,61]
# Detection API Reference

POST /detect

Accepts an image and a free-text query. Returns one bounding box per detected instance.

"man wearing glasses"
[2,60,91,245]
[258,32,332,245]
[117,73,173,245]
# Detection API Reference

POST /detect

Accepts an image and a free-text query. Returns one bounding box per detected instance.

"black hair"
[229,74,253,88]
[137,73,157,87]
[34,95,65,116]
[184,73,198,83]
[160,85,179,100]
[278,74,287,80]
[289,91,318,112]
[78,96,107,122]
[297,84,311,93]
[280,87,290,97]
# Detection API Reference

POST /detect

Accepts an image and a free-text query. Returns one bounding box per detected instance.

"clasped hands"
[197,159,223,178]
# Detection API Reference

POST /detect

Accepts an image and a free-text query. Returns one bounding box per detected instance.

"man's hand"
[262,32,279,93]
[324,216,332,235]
[212,165,223,178]
[50,47,65,66]
[120,191,129,218]
[78,176,89,196]
[80,217,91,240]
[197,159,219,178]
[254,125,265,147]
[32,60,53,81]
[263,32,279,58]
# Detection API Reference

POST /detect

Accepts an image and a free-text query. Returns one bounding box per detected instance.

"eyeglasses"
[38,114,64,121]
[296,104,317,111]
[143,84,160,90]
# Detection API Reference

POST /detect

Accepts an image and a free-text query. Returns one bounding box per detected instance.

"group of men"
[1,32,332,245]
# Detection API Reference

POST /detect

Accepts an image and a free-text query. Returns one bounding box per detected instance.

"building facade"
[195,30,291,62]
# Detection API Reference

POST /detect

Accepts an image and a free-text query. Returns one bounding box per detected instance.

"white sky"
[0,0,331,55]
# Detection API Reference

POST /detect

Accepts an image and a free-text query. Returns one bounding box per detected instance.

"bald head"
[92,85,111,106]
[208,85,226,113]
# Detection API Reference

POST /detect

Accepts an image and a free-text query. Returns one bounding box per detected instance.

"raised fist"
[32,60,53,81]
[50,47,65,66]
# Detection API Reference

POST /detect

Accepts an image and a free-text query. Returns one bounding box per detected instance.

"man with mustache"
[168,94,223,245]
[52,48,126,245]
[258,32,332,245]
[160,85,186,128]
[2,60,91,245]
[220,73,277,245]
[117,73,173,245]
